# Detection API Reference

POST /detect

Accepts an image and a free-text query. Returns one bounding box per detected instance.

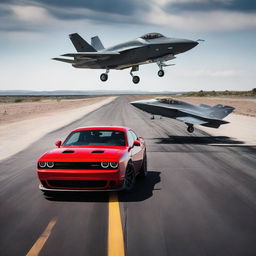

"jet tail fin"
[69,33,96,52]
[91,36,104,51]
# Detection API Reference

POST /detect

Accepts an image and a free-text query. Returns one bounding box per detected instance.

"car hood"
[39,147,126,162]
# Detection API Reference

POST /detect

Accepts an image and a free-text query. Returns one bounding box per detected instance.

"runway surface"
[1,96,256,256]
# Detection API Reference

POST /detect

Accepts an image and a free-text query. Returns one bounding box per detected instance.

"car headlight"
[100,162,118,169]
[110,162,118,168]
[38,161,47,168]
[38,161,54,168]
[101,162,109,168]
[46,162,54,168]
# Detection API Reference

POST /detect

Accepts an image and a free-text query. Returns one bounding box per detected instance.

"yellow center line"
[108,192,125,256]
[26,217,57,256]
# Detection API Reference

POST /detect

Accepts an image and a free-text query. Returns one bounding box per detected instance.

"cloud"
[145,7,256,31]
[10,5,49,22]
[0,0,256,35]
[35,0,146,16]
[0,0,146,35]
[0,3,57,35]
[46,5,144,25]
[165,0,256,13]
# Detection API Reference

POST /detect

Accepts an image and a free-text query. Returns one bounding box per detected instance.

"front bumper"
[37,168,125,191]
[39,183,125,192]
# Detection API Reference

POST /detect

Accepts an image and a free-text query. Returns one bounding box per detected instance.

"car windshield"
[62,130,126,146]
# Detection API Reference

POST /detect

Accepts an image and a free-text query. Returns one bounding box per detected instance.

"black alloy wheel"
[124,164,136,191]
[138,154,148,178]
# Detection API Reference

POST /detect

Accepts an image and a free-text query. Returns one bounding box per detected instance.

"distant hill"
[0,90,185,96]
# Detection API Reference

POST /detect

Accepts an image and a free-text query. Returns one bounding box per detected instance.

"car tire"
[138,153,148,178]
[124,164,136,191]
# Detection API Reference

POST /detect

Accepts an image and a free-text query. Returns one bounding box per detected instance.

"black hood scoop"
[91,150,105,154]
[62,150,75,154]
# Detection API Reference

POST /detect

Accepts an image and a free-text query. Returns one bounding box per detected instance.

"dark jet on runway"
[130,98,235,133]
[53,32,199,84]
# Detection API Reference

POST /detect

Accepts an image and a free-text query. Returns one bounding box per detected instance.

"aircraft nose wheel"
[158,70,165,77]
[132,76,140,84]
[187,125,194,133]
[100,73,108,82]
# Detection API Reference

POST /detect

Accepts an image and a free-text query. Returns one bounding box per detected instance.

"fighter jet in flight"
[53,32,199,84]
[130,98,234,133]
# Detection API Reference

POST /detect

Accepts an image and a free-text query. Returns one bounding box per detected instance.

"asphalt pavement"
[0,96,256,256]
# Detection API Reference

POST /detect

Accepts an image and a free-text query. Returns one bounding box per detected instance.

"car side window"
[127,131,135,147]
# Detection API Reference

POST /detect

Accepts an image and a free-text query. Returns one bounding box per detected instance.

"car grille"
[47,180,107,188]
[54,162,102,169]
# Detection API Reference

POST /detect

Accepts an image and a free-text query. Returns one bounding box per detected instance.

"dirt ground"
[0,95,255,161]
[0,96,116,161]
[1,96,255,125]
[0,96,107,124]
[177,97,256,117]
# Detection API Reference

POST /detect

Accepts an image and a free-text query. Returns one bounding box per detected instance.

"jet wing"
[176,116,208,125]
[61,51,120,59]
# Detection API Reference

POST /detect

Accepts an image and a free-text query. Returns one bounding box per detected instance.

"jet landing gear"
[130,66,140,84]
[157,62,165,78]
[100,69,109,82]
[187,124,194,133]
[158,70,165,77]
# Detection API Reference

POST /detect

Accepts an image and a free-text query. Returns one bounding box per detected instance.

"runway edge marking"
[108,192,125,256]
[26,217,57,256]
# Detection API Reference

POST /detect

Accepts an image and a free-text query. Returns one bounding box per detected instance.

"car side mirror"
[133,140,141,147]
[55,140,62,148]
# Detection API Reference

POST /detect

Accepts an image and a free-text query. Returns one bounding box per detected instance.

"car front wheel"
[138,153,148,178]
[124,164,136,191]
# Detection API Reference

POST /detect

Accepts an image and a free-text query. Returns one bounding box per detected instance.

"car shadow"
[119,171,161,202]
[45,171,161,203]
[153,135,244,145]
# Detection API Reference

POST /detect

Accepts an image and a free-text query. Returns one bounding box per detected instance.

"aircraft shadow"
[153,135,244,145]
[45,171,161,203]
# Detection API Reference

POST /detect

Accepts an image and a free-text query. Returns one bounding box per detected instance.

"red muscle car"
[37,126,147,194]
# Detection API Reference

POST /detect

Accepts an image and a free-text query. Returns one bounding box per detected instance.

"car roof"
[72,126,130,133]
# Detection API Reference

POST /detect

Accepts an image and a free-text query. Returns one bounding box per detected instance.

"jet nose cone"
[188,40,199,49]
[130,100,142,107]
[194,41,199,46]
[130,100,149,110]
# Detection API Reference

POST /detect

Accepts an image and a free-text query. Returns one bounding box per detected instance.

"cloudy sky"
[1,0,256,92]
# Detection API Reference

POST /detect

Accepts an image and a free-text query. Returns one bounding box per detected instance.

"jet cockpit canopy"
[157,98,180,105]
[140,33,165,40]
